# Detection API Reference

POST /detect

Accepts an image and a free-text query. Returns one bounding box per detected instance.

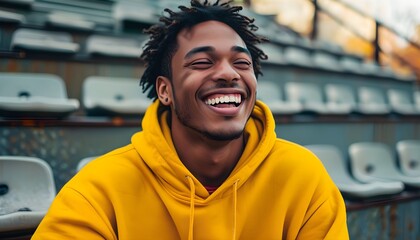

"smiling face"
[157,20,257,141]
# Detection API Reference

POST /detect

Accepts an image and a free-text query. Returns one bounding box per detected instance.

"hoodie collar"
[132,99,276,201]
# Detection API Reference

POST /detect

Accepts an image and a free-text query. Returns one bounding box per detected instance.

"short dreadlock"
[140,0,268,100]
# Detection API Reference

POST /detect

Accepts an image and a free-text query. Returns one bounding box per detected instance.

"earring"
[165,98,168,103]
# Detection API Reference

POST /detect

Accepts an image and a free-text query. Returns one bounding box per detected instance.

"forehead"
[176,20,247,52]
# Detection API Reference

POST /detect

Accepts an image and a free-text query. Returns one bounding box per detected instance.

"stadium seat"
[46,11,95,31]
[312,51,343,72]
[0,9,25,24]
[282,47,313,68]
[387,88,420,115]
[86,34,146,58]
[258,43,284,65]
[305,144,404,199]
[0,73,80,118]
[324,83,356,114]
[0,156,56,235]
[284,82,350,114]
[414,90,420,111]
[257,81,303,114]
[357,86,391,114]
[396,140,420,177]
[10,28,79,54]
[349,142,420,189]
[113,1,158,33]
[82,76,152,116]
[339,56,366,74]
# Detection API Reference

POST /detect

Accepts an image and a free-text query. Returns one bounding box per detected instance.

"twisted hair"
[140,0,268,100]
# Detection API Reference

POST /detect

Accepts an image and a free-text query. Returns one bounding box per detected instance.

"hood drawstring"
[232,179,239,240]
[186,176,240,240]
[186,176,195,240]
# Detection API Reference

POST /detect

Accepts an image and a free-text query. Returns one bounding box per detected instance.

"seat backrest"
[312,51,341,71]
[305,144,354,184]
[358,86,387,105]
[285,82,324,104]
[83,76,149,103]
[11,28,78,51]
[258,43,283,64]
[396,140,420,177]
[0,156,56,215]
[325,83,357,107]
[257,81,283,102]
[414,91,420,108]
[349,142,398,182]
[283,46,313,67]
[0,73,69,99]
[387,89,413,106]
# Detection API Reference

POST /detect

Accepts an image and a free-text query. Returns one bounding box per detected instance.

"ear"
[156,76,172,106]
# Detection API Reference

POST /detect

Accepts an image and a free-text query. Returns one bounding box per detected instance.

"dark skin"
[156,21,257,187]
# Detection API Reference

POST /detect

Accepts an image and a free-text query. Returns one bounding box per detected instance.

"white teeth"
[205,95,242,106]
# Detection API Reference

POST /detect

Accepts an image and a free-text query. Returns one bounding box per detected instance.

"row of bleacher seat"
[306,140,420,199]
[258,81,420,115]
[3,27,415,81]
[1,72,419,118]
[0,72,152,118]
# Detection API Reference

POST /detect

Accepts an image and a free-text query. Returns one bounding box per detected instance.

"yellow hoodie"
[32,100,349,240]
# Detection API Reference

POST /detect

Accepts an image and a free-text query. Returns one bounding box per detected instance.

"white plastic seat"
[414,90,420,112]
[258,43,284,65]
[83,76,152,116]
[284,82,349,114]
[396,140,420,177]
[349,142,420,189]
[0,73,80,118]
[357,86,391,115]
[113,1,158,33]
[46,11,95,31]
[257,81,302,114]
[86,34,145,58]
[10,28,79,54]
[305,144,403,198]
[312,52,343,72]
[324,83,356,114]
[282,47,313,68]
[339,57,366,74]
[0,156,56,234]
[387,89,420,115]
[0,9,25,24]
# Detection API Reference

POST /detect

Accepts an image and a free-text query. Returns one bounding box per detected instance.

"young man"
[32,1,349,239]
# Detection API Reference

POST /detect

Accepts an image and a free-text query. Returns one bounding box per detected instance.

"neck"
[172,127,245,187]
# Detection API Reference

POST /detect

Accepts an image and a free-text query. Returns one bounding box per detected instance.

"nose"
[213,60,240,81]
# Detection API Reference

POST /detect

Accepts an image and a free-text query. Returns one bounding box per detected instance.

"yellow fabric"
[32,100,349,240]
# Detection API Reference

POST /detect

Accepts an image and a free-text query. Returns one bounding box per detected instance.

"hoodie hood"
[132,99,276,202]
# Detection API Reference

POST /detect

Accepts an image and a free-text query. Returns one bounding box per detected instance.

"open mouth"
[204,94,242,108]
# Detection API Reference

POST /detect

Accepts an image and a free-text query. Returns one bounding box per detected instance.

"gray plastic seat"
[10,28,79,54]
[86,34,145,58]
[0,156,56,233]
[414,91,420,112]
[312,51,343,72]
[258,43,284,65]
[257,81,302,114]
[396,140,420,177]
[324,83,355,114]
[387,89,420,115]
[339,57,366,74]
[357,86,391,114]
[0,73,80,118]
[0,9,25,24]
[349,142,420,189]
[46,11,95,31]
[305,144,403,198]
[283,47,313,68]
[285,82,349,114]
[113,1,158,32]
[83,76,152,116]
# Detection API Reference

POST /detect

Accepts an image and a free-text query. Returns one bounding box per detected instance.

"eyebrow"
[184,45,251,59]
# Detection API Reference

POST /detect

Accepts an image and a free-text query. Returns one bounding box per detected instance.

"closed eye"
[189,60,213,69]
[234,60,252,69]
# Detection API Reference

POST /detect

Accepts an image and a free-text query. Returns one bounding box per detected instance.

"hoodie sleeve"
[31,186,117,240]
[296,183,349,240]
